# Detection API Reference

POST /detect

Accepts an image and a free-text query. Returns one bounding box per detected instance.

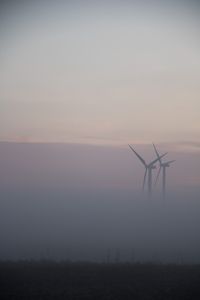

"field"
[1,262,200,299]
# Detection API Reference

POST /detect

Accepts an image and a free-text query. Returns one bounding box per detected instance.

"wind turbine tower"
[129,145,167,198]
[153,143,175,199]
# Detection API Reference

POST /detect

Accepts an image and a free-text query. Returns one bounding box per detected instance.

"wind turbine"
[128,145,167,198]
[153,143,175,199]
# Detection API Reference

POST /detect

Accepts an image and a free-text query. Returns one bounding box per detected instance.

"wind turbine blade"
[148,152,167,167]
[155,166,161,186]
[128,145,147,167]
[142,169,147,190]
[153,143,161,163]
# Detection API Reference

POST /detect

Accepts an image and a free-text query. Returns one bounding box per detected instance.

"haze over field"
[0,1,200,262]
[0,142,200,262]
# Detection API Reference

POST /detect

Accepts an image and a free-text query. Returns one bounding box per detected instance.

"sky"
[0,0,200,262]
[0,0,200,145]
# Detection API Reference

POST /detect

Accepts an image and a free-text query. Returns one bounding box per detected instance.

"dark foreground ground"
[1,262,200,300]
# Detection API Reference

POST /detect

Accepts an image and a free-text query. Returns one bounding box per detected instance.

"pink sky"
[0,142,199,192]
[0,1,200,146]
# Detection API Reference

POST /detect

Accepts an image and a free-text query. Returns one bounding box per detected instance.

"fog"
[0,142,200,263]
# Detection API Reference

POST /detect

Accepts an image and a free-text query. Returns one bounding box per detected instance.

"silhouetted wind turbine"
[128,145,167,198]
[153,143,175,199]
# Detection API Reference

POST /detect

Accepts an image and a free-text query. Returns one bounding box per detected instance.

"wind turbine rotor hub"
[150,165,156,169]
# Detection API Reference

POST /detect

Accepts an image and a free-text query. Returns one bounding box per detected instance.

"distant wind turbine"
[153,143,175,199]
[128,145,167,198]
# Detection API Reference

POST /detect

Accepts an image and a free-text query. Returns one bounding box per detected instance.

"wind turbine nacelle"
[151,165,156,169]
[163,163,170,167]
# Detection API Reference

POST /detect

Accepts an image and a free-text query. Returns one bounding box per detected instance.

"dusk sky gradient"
[1,0,200,145]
